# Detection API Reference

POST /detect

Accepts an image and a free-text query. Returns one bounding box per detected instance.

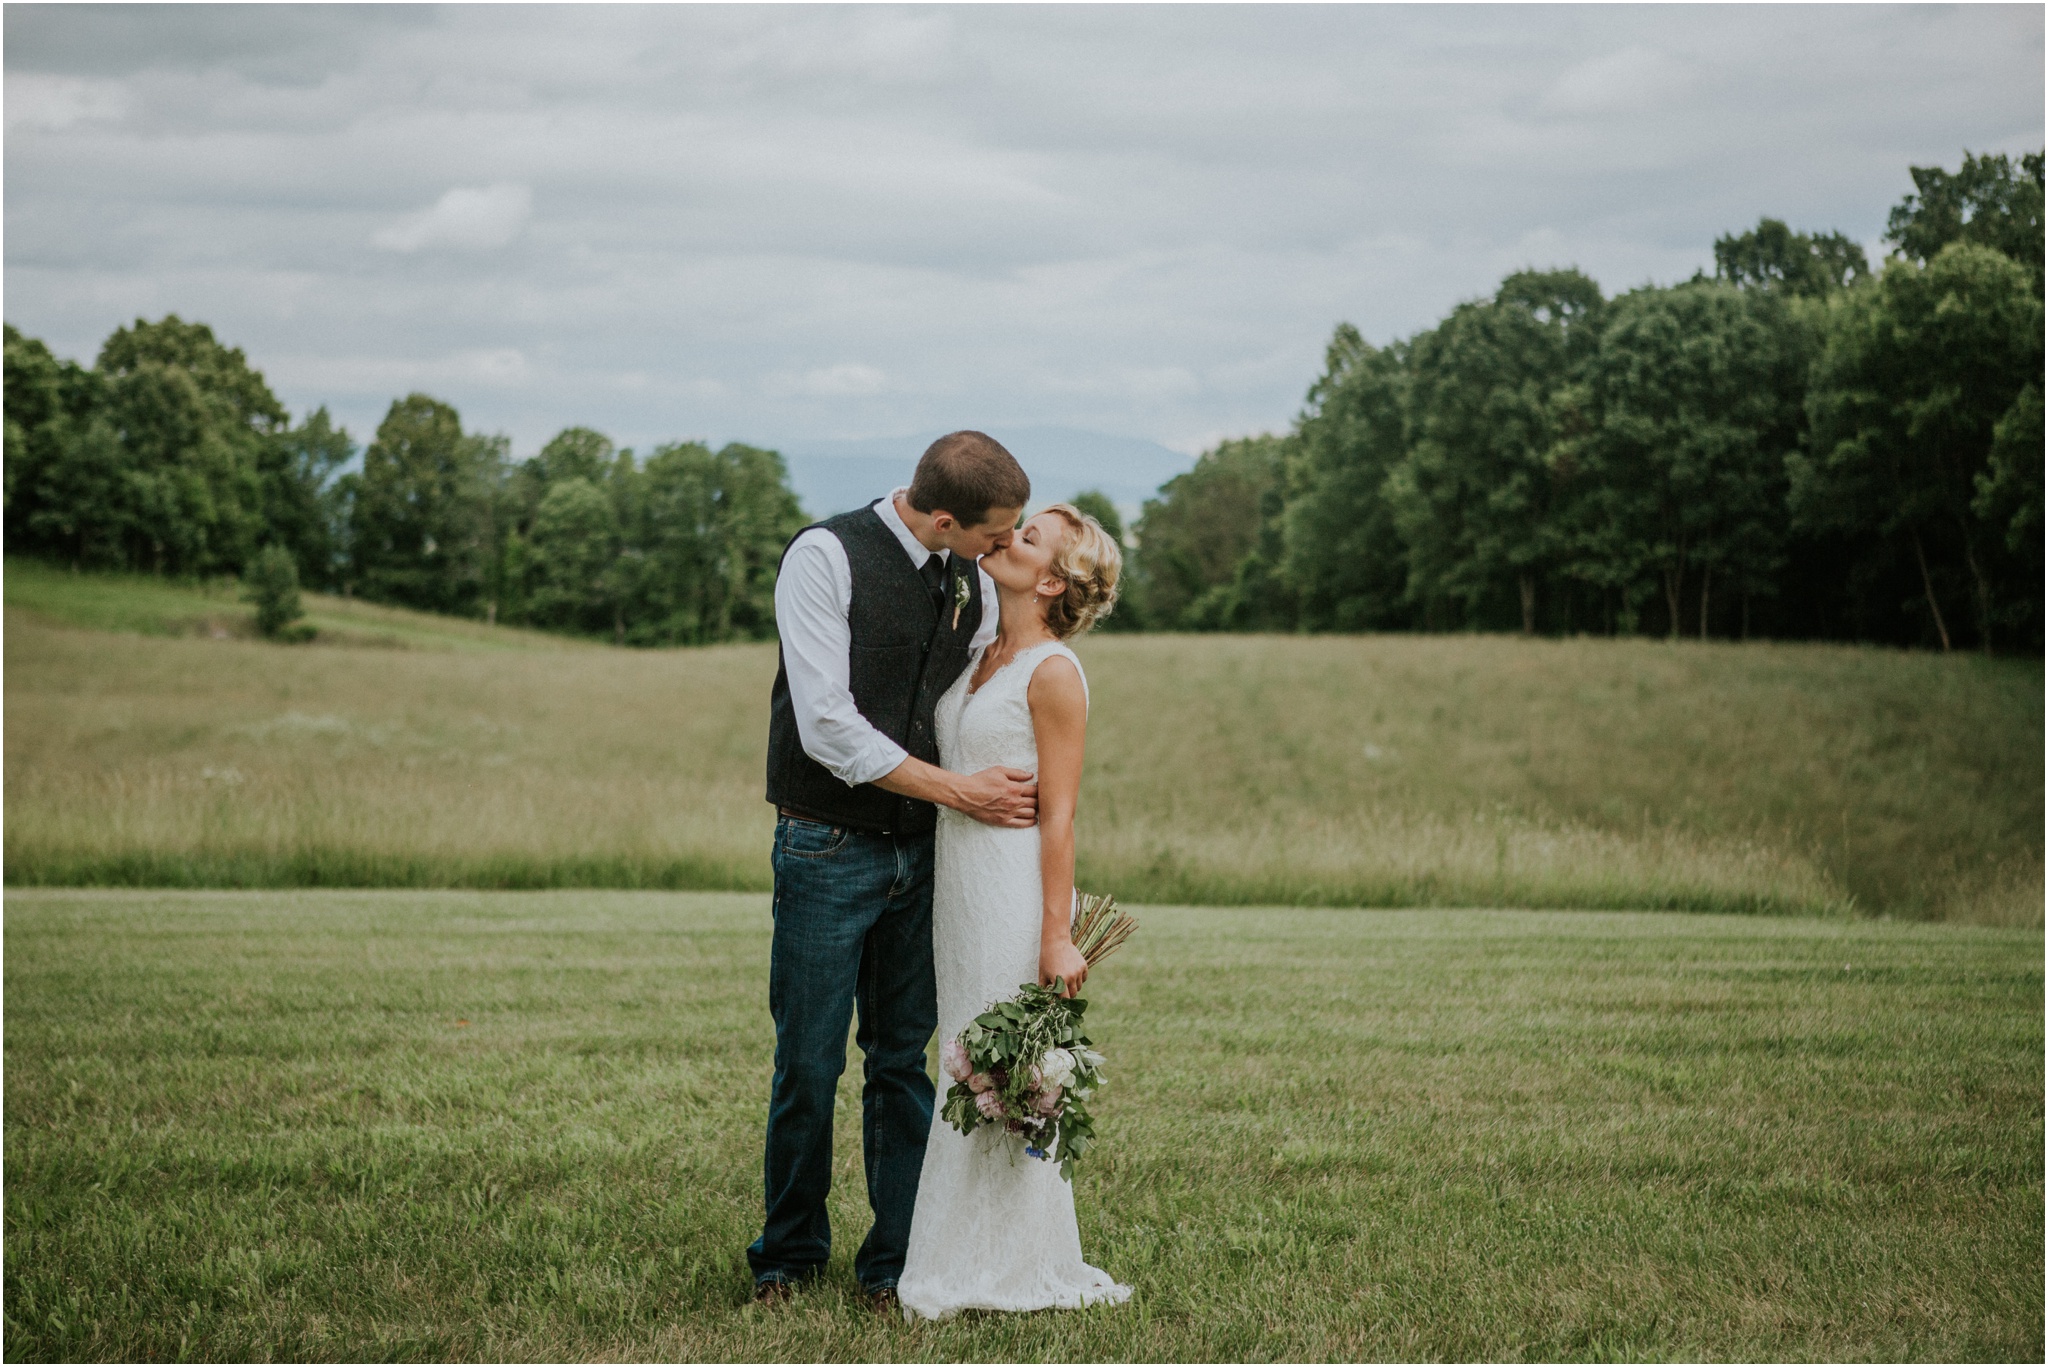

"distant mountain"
[774,426,1196,521]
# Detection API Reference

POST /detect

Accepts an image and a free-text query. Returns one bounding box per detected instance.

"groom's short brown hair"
[907,431,1030,527]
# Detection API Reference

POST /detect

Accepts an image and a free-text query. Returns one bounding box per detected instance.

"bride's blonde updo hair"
[1039,502,1122,639]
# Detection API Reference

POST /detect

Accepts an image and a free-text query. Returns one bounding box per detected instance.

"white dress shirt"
[775,489,1000,787]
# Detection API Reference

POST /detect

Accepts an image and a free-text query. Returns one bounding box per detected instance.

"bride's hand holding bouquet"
[938,892,1138,1179]
[1039,935,1088,997]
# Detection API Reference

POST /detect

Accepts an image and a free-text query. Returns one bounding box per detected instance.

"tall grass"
[6,567,2040,920]
[1080,633,2040,923]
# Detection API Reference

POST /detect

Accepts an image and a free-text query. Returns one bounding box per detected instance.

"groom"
[749,431,1036,1307]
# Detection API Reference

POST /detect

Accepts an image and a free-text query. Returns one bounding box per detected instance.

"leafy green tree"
[8,316,289,576]
[1127,435,1286,631]
[1973,382,2044,650]
[1185,470,1296,632]
[105,361,247,573]
[4,325,120,567]
[97,317,293,574]
[1566,282,1804,639]
[1064,490,1138,628]
[260,408,353,590]
[7,319,350,585]
[1395,269,1603,632]
[1067,490,1125,545]
[494,428,806,644]
[1283,325,1414,631]
[502,427,628,627]
[350,394,508,617]
[4,326,62,451]
[5,326,68,514]
[627,442,806,644]
[1887,150,2045,282]
[1714,218,1869,297]
[1975,383,2042,555]
[1797,242,2044,652]
[527,476,624,636]
[98,315,289,435]
[528,426,616,488]
[710,442,808,639]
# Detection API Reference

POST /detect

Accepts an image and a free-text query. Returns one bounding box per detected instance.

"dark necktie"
[920,554,948,610]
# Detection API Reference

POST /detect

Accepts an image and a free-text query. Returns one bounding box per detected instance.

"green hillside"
[4,557,592,652]
[5,566,2039,921]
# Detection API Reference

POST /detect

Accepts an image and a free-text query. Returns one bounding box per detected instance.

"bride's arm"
[1028,654,1090,996]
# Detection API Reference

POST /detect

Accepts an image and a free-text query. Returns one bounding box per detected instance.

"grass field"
[8,562,2040,921]
[4,889,2039,1361]
[1,559,592,653]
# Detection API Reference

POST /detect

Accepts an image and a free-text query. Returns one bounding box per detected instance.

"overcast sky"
[5,3,2041,461]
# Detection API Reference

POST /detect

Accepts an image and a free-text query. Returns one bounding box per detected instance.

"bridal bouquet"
[938,891,1139,1180]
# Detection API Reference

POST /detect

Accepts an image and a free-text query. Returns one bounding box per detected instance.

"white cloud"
[766,364,890,399]
[1108,367,1201,405]
[264,347,533,396]
[457,348,531,386]
[1541,46,1695,118]
[4,73,125,131]
[1,6,2039,460]
[372,184,532,253]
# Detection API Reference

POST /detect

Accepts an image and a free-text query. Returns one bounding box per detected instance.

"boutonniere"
[951,570,972,630]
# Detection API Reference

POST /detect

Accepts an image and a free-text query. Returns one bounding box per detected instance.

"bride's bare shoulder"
[1025,649,1087,718]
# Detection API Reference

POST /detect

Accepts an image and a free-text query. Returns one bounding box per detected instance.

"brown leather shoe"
[752,1278,796,1306]
[863,1284,900,1315]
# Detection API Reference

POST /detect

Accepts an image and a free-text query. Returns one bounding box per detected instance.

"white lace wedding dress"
[896,639,1131,1321]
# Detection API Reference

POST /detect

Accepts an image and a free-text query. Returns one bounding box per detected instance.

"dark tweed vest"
[765,504,984,835]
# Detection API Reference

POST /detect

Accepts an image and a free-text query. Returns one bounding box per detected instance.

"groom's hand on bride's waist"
[874,758,1038,827]
[952,766,1039,827]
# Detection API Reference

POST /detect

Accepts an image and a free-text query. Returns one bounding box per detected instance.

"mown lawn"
[5,890,2039,1361]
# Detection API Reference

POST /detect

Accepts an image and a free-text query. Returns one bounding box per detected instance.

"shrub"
[243,544,307,640]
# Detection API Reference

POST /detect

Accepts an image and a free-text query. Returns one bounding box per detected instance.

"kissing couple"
[747,430,1130,1320]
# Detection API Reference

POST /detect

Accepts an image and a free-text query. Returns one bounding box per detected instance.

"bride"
[896,502,1132,1322]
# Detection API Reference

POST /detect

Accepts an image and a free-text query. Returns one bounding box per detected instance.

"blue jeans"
[747,815,937,1290]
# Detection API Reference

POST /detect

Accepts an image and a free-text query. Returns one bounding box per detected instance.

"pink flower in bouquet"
[1033,1085,1063,1116]
[967,1072,994,1094]
[940,1040,971,1083]
[974,1089,1006,1121]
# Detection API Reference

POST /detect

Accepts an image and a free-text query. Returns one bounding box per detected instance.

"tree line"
[6,151,2040,652]
[4,319,806,644]
[1116,152,2043,653]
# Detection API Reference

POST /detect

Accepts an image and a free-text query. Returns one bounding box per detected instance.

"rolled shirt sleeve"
[773,528,912,787]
